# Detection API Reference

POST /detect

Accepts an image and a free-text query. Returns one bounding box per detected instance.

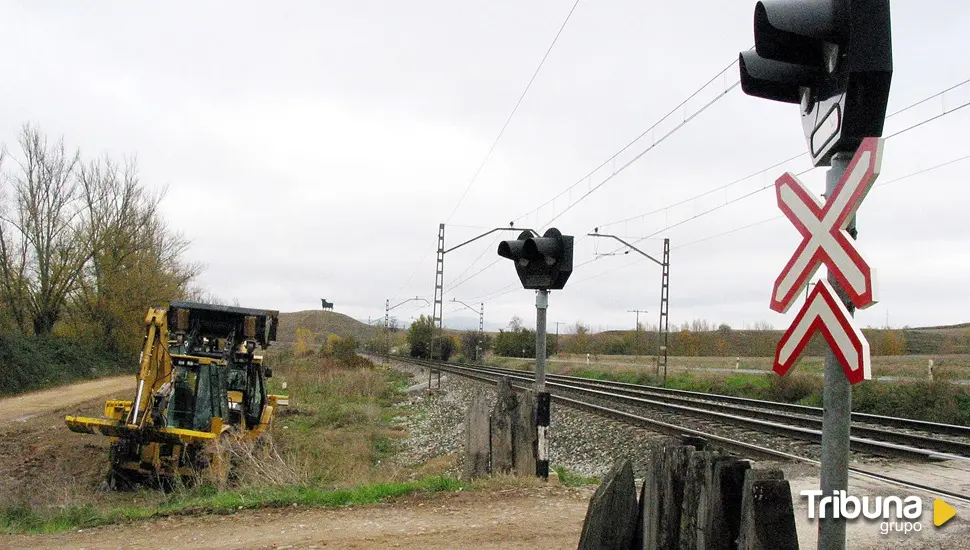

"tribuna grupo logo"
[801,490,957,535]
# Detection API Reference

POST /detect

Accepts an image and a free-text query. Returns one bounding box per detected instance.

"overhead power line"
[444,0,582,225]
[390,241,436,303]
[394,2,581,301]
[674,151,970,251]
[625,96,970,248]
[512,56,743,228]
[474,98,970,301]
[446,57,744,294]
[593,77,970,250]
[556,150,970,290]
[447,72,970,307]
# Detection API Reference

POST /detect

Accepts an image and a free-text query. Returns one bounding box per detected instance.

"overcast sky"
[2,1,969,334]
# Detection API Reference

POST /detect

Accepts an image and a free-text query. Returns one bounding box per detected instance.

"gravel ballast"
[387,359,669,479]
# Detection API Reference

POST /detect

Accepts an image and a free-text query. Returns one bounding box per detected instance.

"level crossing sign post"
[738,0,892,546]
[770,137,884,548]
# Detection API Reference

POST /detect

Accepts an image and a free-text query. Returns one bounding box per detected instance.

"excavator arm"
[65,307,216,444]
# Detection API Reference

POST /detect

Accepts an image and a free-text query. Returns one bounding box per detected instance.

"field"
[491,353,970,381]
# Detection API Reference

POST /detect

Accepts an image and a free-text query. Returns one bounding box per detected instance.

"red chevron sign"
[774,279,871,385]
[770,137,884,314]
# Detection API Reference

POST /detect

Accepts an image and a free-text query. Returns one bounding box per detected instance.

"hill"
[275,310,379,344]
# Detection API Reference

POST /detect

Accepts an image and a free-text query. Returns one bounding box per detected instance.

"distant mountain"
[275,310,379,344]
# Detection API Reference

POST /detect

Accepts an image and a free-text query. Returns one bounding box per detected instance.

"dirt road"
[0,375,131,425]
[1,486,593,549]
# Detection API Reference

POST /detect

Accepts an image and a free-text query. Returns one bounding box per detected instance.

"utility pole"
[589,230,670,386]
[432,224,535,383]
[627,309,648,360]
[554,321,566,356]
[384,297,429,368]
[451,298,485,365]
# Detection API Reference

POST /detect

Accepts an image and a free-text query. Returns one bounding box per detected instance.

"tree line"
[0,124,201,357]
[369,314,917,361]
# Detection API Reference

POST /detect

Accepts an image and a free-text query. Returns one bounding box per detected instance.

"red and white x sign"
[770,137,884,314]
[774,279,871,384]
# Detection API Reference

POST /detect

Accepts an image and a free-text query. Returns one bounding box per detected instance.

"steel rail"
[386,355,970,504]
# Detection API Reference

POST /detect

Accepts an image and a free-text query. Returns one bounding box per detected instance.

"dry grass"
[267,354,412,488]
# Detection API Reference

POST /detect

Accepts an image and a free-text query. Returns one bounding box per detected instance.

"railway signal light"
[497,228,574,290]
[738,0,893,167]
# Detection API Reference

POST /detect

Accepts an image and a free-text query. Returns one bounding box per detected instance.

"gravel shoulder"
[0,485,594,550]
[387,358,670,480]
[0,375,131,425]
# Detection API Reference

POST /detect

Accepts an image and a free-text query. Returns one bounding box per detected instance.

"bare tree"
[0,124,89,335]
[71,154,201,351]
[751,320,774,331]
[690,318,712,332]
[0,147,31,332]
[0,124,202,351]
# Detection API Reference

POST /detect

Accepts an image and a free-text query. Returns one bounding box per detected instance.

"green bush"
[0,334,128,396]
[851,380,970,425]
[764,374,821,403]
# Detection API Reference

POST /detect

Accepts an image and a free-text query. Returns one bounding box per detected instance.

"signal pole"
[818,152,854,549]
[535,290,550,479]
[496,227,573,481]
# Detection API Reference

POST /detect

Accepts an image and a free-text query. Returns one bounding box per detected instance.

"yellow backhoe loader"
[65,301,288,489]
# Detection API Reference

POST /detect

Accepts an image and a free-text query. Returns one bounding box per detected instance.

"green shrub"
[764,374,821,403]
[851,380,970,425]
[0,334,128,396]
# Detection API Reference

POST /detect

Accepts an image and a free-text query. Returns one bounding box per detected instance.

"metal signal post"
[819,152,854,548]
[497,228,574,480]
[534,289,550,479]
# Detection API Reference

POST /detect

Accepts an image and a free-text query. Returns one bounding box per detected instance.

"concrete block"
[679,451,713,549]
[512,389,536,477]
[489,377,516,474]
[637,444,665,550]
[577,459,639,550]
[659,444,693,549]
[462,387,491,480]
[707,457,750,550]
[738,469,799,550]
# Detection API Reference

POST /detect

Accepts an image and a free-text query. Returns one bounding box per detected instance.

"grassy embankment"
[0,353,464,534]
[492,355,970,425]
[0,334,129,397]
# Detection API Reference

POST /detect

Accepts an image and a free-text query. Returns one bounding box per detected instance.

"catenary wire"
[444,0,583,225]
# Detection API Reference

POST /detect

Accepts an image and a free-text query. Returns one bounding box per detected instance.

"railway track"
[384,355,970,504]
